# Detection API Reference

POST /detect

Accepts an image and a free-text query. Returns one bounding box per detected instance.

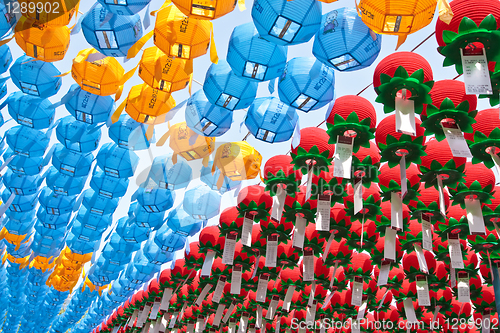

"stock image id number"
[6,1,60,14]
[445,317,499,330]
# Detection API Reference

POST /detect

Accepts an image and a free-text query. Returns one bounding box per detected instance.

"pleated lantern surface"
[203,59,258,111]
[245,97,298,143]
[251,0,322,46]
[0,2,16,38]
[227,22,287,82]
[18,0,79,26]
[313,7,382,71]
[166,122,215,164]
[185,90,233,137]
[64,84,115,124]
[71,48,125,96]
[212,141,262,184]
[124,83,176,125]
[82,3,143,58]
[97,0,151,15]
[138,47,192,93]
[278,57,335,112]
[15,20,70,62]
[154,5,212,60]
[172,0,236,20]
[10,55,62,99]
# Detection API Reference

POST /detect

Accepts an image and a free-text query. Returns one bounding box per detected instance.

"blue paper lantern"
[109,115,154,151]
[2,169,42,196]
[65,84,114,125]
[38,188,76,215]
[125,252,160,282]
[101,233,140,258]
[71,220,106,242]
[143,238,175,265]
[82,189,120,216]
[2,189,38,212]
[6,92,54,129]
[90,168,130,199]
[52,144,94,178]
[56,116,101,153]
[200,161,241,194]
[6,126,50,158]
[185,90,233,137]
[0,45,12,74]
[36,208,72,230]
[33,224,67,242]
[166,207,202,237]
[128,202,165,230]
[312,8,382,71]
[183,185,221,220]
[96,143,139,178]
[97,0,151,16]
[0,3,15,39]
[31,240,65,258]
[2,148,45,175]
[74,207,113,231]
[203,60,258,111]
[154,225,186,252]
[6,210,35,224]
[135,186,175,213]
[115,217,150,243]
[251,0,321,46]
[277,57,335,112]
[245,97,299,143]
[227,22,287,82]
[9,55,61,98]
[147,154,192,190]
[46,167,88,196]
[82,4,143,57]
[66,233,98,255]
[4,218,35,236]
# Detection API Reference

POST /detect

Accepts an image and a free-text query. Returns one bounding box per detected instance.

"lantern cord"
[192,78,203,86]
[242,131,251,141]
[410,31,436,52]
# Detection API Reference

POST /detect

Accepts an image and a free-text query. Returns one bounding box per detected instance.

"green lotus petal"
[458,17,479,34]
[479,14,498,31]
[442,30,459,44]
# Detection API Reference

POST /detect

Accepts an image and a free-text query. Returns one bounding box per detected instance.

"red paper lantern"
[237,185,273,222]
[263,155,302,196]
[218,206,244,237]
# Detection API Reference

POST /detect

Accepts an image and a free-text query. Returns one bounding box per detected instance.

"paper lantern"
[313,7,382,71]
[18,0,79,26]
[251,0,321,46]
[56,116,101,154]
[10,55,62,98]
[0,44,12,74]
[97,0,151,15]
[7,92,54,130]
[124,83,176,125]
[245,97,298,143]
[449,162,495,208]
[310,164,348,203]
[351,141,381,187]
[46,167,87,196]
[154,6,213,60]
[108,115,153,151]
[6,126,50,158]
[96,143,139,179]
[166,207,202,237]
[227,22,287,82]
[82,189,120,217]
[200,161,241,194]
[172,0,236,20]
[90,168,130,199]
[0,2,15,38]
[135,186,175,214]
[465,108,500,169]
[71,48,125,96]
[212,141,262,185]
[408,184,450,222]
[185,90,233,137]
[183,185,221,220]
[262,155,301,197]
[203,59,258,111]
[290,127,335,175]
[64,84,114,125]
[236,185,272,223]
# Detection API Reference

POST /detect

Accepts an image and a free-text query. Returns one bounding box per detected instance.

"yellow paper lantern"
[157,121,215,164]
[15,19,70,62]
[139,46,192,93]
[212,141,262,187]
[171,0,237,20]
[31,256,57,272]
[18,0,80,26]
[125,83,176,125]
[71,48,126,97]
[154,5,214,60]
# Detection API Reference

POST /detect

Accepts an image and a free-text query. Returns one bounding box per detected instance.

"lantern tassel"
[437,0,453,24]
[210,24,219,64]
[119,64,139,86]
[156,130,171,146]
[395,35,407,50]
[127,30,155,59]
[238,0,246,10]
[110,99,127,124]
[151,0,172,16]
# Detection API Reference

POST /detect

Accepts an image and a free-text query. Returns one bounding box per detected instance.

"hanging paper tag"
[384,227,397,262]
[150,301,161,320]
[403,298,418,324]
[422,214,433,251]
[357,300,368,320]
[256,305,263,329]
[196,316,205,333]
[436,176,447,217]
[457,272,471,303]
[430,306,441,331]
[251,252,260,279]
[305,164,314,201]
[195,284,213,306]
[377,261,391,287]
[307,282,316,308]
[222,301,237,323]
[441,121,473,158]
[460,47,493,95]
[377,289,390,310]
[212,276,227,303]
[241,213,254,247]
[222,234,237,265]
[395,97,416,136]
[228,319,237,333]
[302,249,315,282]
[448,234,464,269]
[353,177,363,215]
[333,136,354,179]
[256,274,269,303]
[305,300,317,322]
[201,250,216,277]
[139,303,152,323]
[400,155,407,197]
[112,327,120,333]
[465,198,486,235]
[329,261,340,289]
[160,288,173,311]
[275,317,282,333]
[265,235,278,268]
[213,304,225,327]
[483,311,492,333]
[414,244,429,273]
[282,285,296,311]
[230,265,242,295]
[271,185,287,222]
[391,192,404,231]
[490,152,500,176]
[142,322,151,333]
[292,215,307,250]
[450,267,457,288]
[238,314,249,333]
[128,309,139,327]
[168,312,178,329]
[316,195,331,232]
[416,276,431,306]
[187,322,195,333]
[322,289,335,309]
[351,319,361,333]
[351,277,363,306]
[266,295,280,320]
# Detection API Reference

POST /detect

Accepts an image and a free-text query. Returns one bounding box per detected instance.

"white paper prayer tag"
[306,164,314,201]
[238,314,249,333]
[431,306,441,330]
[222,234,237,265]
[302,249,315,282]
[271,185,287,222]
[457,272,471,303]
[256,274,270,303]
[265,235,278,268]
[403,298,418,324]
[187,322,195,333]
[266,295,280,320]
[377,289,390,310]
[160,288,173,311]
[282,285,296,311]
[441,121,473,158]
[483,311,492,333]
[195,284,213,306]
[333,136,354,179]
[415,276,431,306]
[400,155,407,197]
[128,309,139,327]
[322,290,334,309]
[460,47,493,95]
[384,227,397,262]
[395,96,416,136]
[241,213,254,247]
[448,234,464,269]
[465,198,486,235]
[422,214,433,251]
[490,152,500,176]
[414,244,429,273]
[275,318,281,333]
[357,300,368,320]
[307,281,316,308]
[222,302,237,323]
[351,277,363,306]
[305,300,317,322]
[292,215,307,250]
[139,303,152,323]
[149,301,161,320]
[230,265,242,295]
[316,194,331,232]
[213,304,225,327]
[351,319,361,333]
[391,192,404,231]
[353,177,363,215]
[251,253,260,279]
[201,250,216,277]
[212,276,227,303]
[256,306,263,329]
[168,312,178,328]
[142,322,151,333]
[112,327,120,333]
[377,261,391,287]
[450,267,457,288]
[330,261,339,289]
[323,232,336,264]
[436,176,447,217]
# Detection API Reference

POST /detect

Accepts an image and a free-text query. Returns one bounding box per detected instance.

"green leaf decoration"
[458,17,479,34]
[326,112,375,150]
[291,145,333,176]
[378,134,427,166]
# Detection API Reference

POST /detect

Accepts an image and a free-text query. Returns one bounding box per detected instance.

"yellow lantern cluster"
[171,0,238,20]
[18,0,80,27]
[45,247,93,292]
[124,83,176,125]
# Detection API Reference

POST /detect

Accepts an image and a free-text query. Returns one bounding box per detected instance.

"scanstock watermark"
[290,318,428,331]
